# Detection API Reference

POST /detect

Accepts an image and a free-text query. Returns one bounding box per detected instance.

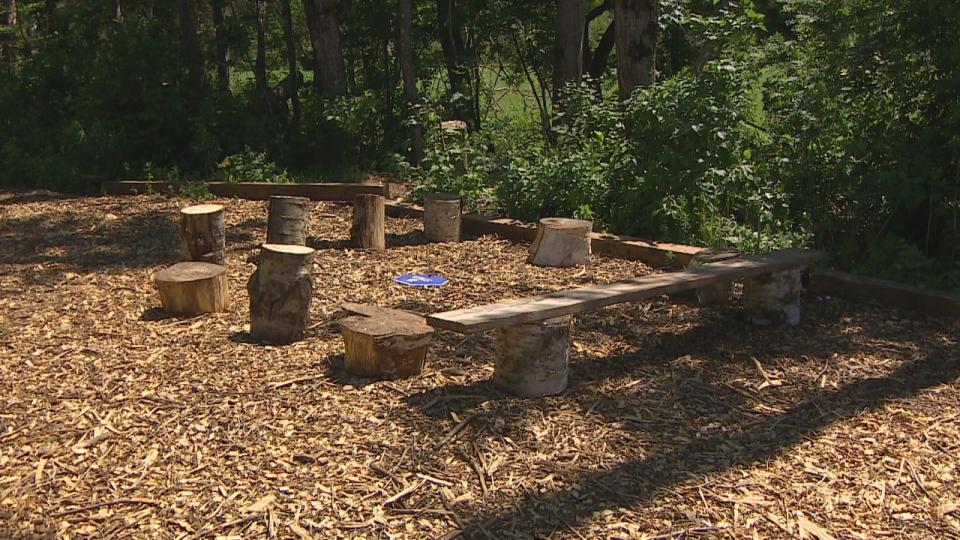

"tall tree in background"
[112,0,121,19]
[178,0,205,98]
[398,0,424,163]
[279,0,301,131]
[583,0,616,84]
[552,0,587,99]
[614,0,657,99]
[1,0,15,69]
[303,0,346,96]
[211,0,231,92]
[254,0,267,93]
[436,0,476,127]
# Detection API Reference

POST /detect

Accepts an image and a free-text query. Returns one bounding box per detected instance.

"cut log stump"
[688,247,740,306]
[340,304,433,378]
[267,196,310,245]
[180,204,225,264]
[423,193,462,243]
[527,218,592,267]
[351,194,385,250]
[154,262,229,315]
[493,316,573,397]
[247,244,315,343]
[743,268,804,326]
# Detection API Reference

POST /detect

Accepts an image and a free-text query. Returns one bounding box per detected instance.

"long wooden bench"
[426,248,826,397]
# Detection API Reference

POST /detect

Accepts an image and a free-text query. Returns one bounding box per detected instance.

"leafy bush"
[216,149,291,183]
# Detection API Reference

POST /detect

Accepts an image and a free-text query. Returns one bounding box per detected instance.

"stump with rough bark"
[527,218,593,267]
[493,316,573,397]
[340,303,433,378]
[266,196,310,245]
[247,244,315,343]
[423,193,461,243]
[180,204,225,264]
[688,247,741,305]
[351,194,385,250]
[743,268,804,326]
[154,262,229,315]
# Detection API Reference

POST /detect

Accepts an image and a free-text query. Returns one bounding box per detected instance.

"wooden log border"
[99,180,960,317]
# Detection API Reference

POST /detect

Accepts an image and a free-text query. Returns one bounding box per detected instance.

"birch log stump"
[423,193,461,243]
[180,204,225,264]
[527,218,592,267]
[247,244,315,343]
[689,247,740,305]
[266,196,310,245]
[743,269,804,327]
[340,304,433,378]
[351,194,385,250]
[493,315,573,397]
[154,262,229,314]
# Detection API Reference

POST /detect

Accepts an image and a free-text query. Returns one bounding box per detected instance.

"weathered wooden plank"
[427,248,826,333]
[102,181,387,201]
[810,270,960,317]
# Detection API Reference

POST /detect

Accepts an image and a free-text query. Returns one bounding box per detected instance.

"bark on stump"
[743,269,804,327]
[423,193,461,243]
[351,194,385,250]
[689,247,741,305]
[527,218,593,267]
[341,305,433,378]
[266,196,310,245]
[154,262,229,315]
[493,316,573,397]
[247,244,316,343]
[180,204,225,264]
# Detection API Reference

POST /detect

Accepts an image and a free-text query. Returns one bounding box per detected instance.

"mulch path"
[0,190,958,539]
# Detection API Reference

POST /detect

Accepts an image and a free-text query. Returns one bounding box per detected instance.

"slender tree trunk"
[112,0,121,19]
[614,0,658,100]
[553,0,587,100]
[279,0,301,131]
[436,0,474,127]
[254,0,267,91]
[212,0,231,92]
[1,0,16,68]
[302,0,346,96]
[398,0,424,163]
[589,20,616,81]
[178,0,205,98]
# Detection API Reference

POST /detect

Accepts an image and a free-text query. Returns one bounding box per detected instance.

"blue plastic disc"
[394,273,449,287]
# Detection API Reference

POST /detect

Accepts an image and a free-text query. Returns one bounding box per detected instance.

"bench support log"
[423,193,462,243]
[690,248,740,306]
[528,218,592,267]
[154,262,229,315]
[247,244,316,343]
[743,268,803,326]
[351,194,386,250]
[267,196,310,245]
[180,204,225,264]
[493,316,573,397]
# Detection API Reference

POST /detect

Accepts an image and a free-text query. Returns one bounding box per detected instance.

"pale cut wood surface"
[427,248,826,333]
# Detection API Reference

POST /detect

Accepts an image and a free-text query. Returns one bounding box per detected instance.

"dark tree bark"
[398,0,424,163]
[303,0,346,96]
[614,0,658,100]
[1,0,16,68]
[553,0,587,100]
[178,0,205,97]
[436,0,476,128]
[254,0,267,91]
[279,0,301,131]
[589,19,616,81]
[112,0,122,19]
[211,0,231,92]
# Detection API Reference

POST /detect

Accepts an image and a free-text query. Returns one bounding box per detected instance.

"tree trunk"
[179,204,226,265]
[247,244,316,343]
[436,0,474,127]
[528,217,593,267]
[1,0,16,68]
[589,20,616,82]
[211,0,231,92]
[553,0,587,100]
[398,0,424,164]
[266,196,310,245]
[178,0,205,98]
[493,316,573,397]
[423,193,461,243]
[614,0,658,100]
[303,0,346,96]
[154,262,230,315]
[254,0,267,92]
[112,0,121,19]
[351,195,386,250]
[279,0,301,131]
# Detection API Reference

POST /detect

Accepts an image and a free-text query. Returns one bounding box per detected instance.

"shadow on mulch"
[0,190,80,206]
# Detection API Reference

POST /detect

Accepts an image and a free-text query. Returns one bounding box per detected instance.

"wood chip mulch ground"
[1,190,958,540]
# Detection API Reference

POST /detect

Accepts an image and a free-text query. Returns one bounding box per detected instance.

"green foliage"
[216,149,291,183]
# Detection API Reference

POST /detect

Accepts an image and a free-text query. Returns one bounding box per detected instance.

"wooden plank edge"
[102,180,388,200]
[810,270,960,317]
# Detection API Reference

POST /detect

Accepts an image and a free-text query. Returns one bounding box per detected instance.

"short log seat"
[426,248,826,397]
[340,303,434,378]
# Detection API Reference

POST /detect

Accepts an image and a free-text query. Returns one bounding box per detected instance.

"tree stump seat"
[426,249,826,397]
[180,204,225,264]
[527,217,593,267]
[340,303,433,378]
[154,262,229,315]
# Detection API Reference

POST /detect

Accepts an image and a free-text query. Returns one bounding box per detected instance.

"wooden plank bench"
[426,248,826,397]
